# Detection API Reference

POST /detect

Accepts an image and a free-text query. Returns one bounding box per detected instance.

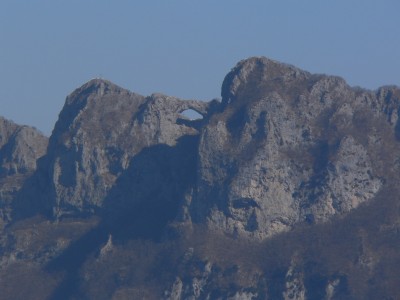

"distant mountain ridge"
[1,57,400,299]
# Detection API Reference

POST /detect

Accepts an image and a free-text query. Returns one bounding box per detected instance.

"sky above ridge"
[1,0,399,135]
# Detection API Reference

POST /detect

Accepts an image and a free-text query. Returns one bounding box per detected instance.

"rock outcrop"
[0,117,48,228]
[192,57,399,239]
[16,79,209,220]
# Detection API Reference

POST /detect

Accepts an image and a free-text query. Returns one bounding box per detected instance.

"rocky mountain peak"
[0,117,47,177]
[0,116,19,148]
[18,80,211,219]
[221,56,310,106]
[53,79,135,136]
[65,78,129,105]
[0,117,48,227]
[193,57,400,239]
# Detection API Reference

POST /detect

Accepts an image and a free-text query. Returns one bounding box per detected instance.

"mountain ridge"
[1,57,400,299]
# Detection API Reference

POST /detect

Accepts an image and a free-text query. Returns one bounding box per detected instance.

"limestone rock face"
[0,117,47,176]
[30,79,209,218]
[0,117,48,227]
[191,57,399,239]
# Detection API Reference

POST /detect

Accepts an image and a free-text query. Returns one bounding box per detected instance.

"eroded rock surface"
[15,79,209,220]
[192,57,399,239]
[0,117,48,227]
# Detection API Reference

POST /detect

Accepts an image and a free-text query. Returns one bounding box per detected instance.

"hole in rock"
[180,109,203,120]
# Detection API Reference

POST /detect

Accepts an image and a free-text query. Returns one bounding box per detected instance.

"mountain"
[192,57,396,239]
[1,57,400,299]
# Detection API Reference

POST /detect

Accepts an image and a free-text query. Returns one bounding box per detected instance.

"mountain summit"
[1,57,400,299]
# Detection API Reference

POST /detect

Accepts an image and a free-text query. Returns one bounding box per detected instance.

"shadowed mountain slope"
[0,117,48,228]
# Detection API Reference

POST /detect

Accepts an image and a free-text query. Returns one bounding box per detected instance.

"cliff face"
[2,57,400,299]
[15,79,209,220]
[0,117,48,228]
[192,57,399,239]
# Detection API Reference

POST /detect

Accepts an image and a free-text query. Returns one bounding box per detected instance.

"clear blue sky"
[1,1,399,135]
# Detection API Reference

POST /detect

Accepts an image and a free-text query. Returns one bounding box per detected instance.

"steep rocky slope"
[0,117,48,228]
[1,57,400,299]
[14,79,209,221]
[192,57,399,239]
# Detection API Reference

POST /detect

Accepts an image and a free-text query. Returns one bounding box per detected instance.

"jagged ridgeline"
[1,57,400,299]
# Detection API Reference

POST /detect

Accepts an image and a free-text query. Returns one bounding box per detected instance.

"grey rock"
[325,278,340,300]
[25,79,209,218]
[283,256,306,300]
[163,258,261,300]
[227,291,258,300]
[166,277,183,300]
[191,56,399,239]
[0,117,48,227]
[0,117,47,177]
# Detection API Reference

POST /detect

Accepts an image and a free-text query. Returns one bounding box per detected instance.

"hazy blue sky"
[1,1,399,135]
